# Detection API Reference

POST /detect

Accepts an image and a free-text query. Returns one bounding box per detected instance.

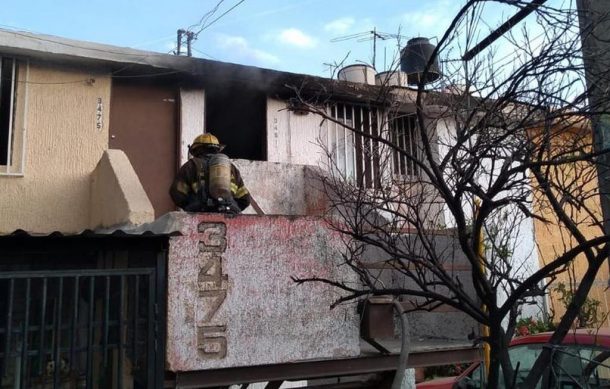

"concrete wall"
[166,213,360,371]
[361,233,479,341]
[90,149,154,229]
[0,62,111,233]
[233,159,328,216]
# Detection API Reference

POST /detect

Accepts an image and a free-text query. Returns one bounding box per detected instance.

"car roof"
[510,329,610,348]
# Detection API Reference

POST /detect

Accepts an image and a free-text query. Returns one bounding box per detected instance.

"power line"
[175,0,246,57]
[188,0,225,32]
[194,0,246,37]
[191,47,219,60]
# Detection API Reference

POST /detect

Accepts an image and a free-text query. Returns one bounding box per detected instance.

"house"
[0,29,481,388]
[531,118,610,328]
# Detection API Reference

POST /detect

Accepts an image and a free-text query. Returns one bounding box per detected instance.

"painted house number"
[95,97,103,131]
[196,222,229,359]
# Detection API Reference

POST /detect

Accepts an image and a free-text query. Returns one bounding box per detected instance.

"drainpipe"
[391,299,411,389]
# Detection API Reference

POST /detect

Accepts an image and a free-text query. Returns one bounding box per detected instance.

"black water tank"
[400,37,442,85]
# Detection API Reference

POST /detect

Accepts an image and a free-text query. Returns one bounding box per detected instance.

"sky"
[0,0,564,77]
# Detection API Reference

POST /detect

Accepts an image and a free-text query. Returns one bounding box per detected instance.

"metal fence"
[0,268,162,389]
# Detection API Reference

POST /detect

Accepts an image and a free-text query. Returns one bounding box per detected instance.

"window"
[390,114,419,177]
[328,103,383,189]
[460,344,610,388]
[0,57,24,175]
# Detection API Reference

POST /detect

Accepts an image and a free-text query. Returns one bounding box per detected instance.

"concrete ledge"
[234,160,329,216]
[90,150,154,229]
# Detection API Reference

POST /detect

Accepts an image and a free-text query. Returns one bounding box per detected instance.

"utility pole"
[176,29,184,56]
[176,29,195,56]
[186,31,195,57]
[577,0,610,274]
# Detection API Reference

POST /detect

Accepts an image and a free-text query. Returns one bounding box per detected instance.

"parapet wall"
[166,213,360,371]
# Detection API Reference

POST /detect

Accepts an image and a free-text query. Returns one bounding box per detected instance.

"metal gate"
[0,267,163,389]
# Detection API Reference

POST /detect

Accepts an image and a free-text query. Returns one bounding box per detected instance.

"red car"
[417,329,610,388]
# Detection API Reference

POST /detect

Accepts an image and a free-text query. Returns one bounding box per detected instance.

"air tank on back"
[400,37,442,86]
[208,153,232,201]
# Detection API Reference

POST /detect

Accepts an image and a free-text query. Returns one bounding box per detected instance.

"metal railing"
[0,268,162,389]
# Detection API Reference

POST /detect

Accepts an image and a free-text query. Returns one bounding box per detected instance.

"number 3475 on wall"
[196,223,229,359]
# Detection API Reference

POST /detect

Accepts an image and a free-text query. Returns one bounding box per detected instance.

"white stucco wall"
[434,114,542,319]
[267,98,329,166]
[0,62,111,234]
[180,88,205,165]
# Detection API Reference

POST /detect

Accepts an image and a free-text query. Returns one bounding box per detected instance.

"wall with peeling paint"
[166,213,360,371]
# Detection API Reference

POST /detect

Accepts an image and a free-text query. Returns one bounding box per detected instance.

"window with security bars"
[328,103,382,189]
[0,239,166,389]
[390,114,419,177]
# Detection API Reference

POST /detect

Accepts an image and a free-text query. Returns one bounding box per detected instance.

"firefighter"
[170,133,251,213]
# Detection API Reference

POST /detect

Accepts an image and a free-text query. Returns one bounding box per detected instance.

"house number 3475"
[196,222,229,359]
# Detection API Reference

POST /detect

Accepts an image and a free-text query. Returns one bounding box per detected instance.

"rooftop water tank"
[337,64,377,85]
[400,37,442,85]
[375,70,409,87]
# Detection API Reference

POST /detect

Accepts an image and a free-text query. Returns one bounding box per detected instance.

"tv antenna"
[330,28,406,69]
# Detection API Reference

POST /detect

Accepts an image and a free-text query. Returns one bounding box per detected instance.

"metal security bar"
[0,268,160,389]
[330,103,382,189]
[390,114,419,177]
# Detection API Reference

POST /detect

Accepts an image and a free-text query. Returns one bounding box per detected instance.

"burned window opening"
[205,84,266,161]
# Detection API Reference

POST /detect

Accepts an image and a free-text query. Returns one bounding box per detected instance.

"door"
[109,80,178,218]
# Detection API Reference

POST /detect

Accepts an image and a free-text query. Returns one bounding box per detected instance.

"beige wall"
[532,129,610,327]
[0,62,111,233]
[90,149,154,229]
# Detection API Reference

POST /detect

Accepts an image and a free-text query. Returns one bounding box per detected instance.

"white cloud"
[277,28,317,48]
[403,11,448,30]
[324,17,355,34]
[401,1,460,36]
[216,34,279,64]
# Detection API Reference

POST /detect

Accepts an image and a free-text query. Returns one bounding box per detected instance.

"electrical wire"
[188,0,225,32]
[191,47,219,60]
[194,0,246,37]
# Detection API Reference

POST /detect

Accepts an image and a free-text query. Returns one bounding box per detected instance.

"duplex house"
[0,29,482,388]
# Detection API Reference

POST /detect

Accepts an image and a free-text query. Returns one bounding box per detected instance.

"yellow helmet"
[190,133,225,153]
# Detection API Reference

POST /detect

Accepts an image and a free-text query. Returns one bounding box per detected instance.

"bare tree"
[288,1,610,388]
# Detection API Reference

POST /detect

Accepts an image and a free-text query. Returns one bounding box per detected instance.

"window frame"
[327,101,387,189]
[389,112,420,179]
[0,57,26,177]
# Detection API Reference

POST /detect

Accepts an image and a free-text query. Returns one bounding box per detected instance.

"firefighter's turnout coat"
[170,156,251,213]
